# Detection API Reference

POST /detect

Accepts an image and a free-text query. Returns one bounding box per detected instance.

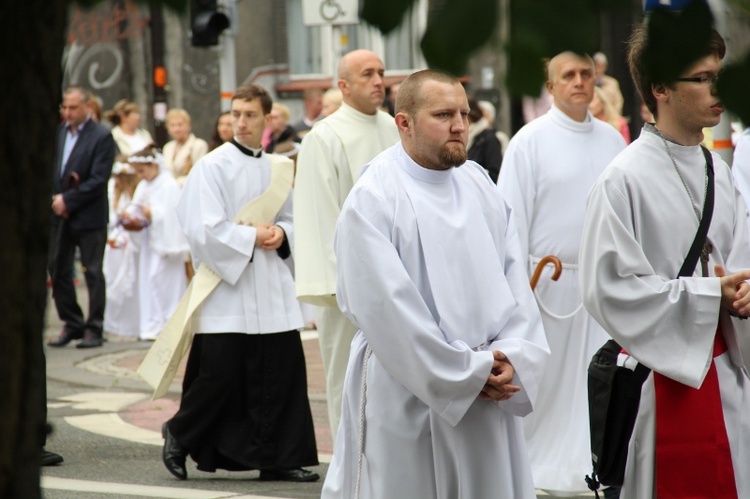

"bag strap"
[634,146,715,385]
[586,148,715,494]
[677,146,715,278]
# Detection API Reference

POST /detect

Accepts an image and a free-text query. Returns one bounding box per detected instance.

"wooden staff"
[530,255,563,290]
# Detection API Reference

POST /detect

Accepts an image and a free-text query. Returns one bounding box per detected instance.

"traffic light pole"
[708,0,733,166]
[149,2,168,147]
[218,0,237,111]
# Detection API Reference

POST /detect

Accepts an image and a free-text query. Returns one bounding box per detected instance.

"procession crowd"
[45,6,750,499]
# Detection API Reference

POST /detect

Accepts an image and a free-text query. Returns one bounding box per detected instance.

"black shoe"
[162,423,187,480]
[41,450,64,466]
[47,329,83,347]
[259,468,320,482]
[76,331,103,349]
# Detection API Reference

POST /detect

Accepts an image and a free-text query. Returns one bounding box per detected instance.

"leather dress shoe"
[162,423,188,480]
[47,329,83,347]
[41,449,64,466]
[259,468,320,482]
[76,331,103,349]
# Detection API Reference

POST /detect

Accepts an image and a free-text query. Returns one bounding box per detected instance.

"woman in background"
[265,103,299,153]
[162,108,208,186]
[467,98,503,183]
[106,99,153,158]
[320,88,343,118]
[589,86,630,144]
[209,111,233,151]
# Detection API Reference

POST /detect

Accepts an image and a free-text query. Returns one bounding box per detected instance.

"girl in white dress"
[126,146,189,341]
[103,156,141,337]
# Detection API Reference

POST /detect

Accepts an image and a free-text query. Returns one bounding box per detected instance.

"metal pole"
[149,3,168,147]
[708,0,733,165]
[218,0,237,111]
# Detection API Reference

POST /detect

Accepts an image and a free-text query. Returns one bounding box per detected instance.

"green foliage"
[360,0,631,95]
[645,0,716,85]
[646,1,750,125]
[729,0,750,12]
[360,0,418,34]
[419,0,498,76]
[506,0,632,97]
[717,51,750,125]
[360,0,749,122]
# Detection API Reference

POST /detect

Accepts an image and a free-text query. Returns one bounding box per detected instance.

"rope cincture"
[354,345,372,499]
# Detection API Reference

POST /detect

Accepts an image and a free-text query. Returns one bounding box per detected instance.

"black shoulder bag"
[585,146,714,496]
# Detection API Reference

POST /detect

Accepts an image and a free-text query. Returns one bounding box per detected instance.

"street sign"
[302,0,359,26]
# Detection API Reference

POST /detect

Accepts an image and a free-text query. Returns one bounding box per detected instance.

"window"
[285,0,426,77]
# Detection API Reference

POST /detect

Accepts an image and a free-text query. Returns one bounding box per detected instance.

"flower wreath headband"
[127,155,158,164]
[127,151,165,170]
[112,161,136,175]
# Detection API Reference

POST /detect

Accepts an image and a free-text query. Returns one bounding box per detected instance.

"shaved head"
[396,70,461,117]
[547,51,594,83]
[338,49,382,81]
[337,49,385,115]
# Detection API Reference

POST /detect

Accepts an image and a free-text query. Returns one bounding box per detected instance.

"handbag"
[585,146,714,494]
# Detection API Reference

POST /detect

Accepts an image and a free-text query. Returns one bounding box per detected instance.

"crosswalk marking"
[41,476,289,498]
[59,391,149,412]
[64,403,332,463]
[66,413,163,446]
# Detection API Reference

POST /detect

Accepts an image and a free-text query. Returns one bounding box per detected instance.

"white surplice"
[497,104,626,494]
[132,170,189,340]
[177,143,303,335]
[579,126,750,499]
[322,143,550,499]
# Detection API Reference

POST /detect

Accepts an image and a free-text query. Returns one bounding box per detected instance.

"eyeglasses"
[674,73,720,86]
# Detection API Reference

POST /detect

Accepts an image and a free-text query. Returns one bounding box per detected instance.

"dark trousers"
[169,332,318,472]
[604,486,621,499]
[48,220,107,335]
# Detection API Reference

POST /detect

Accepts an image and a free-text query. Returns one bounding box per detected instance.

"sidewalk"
[44,282,333,457]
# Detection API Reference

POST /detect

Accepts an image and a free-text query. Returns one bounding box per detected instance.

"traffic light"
[190,0,230,47]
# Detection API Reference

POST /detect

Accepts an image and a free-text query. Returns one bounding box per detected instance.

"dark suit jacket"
[52,119,118,231]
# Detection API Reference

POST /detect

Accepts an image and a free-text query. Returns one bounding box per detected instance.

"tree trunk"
[0,2,69,497]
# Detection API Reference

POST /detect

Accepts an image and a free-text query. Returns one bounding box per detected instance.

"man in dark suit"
[47,85,117,349]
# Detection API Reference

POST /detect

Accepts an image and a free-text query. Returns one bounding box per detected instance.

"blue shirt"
[61,116,90,176]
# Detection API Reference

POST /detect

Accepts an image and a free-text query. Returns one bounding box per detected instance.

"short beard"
[439,143,467,168]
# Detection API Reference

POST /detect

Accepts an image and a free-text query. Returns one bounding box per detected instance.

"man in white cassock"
[497,51,626,496]
[580,17,750,499]
[293,49,399,439]
[322,70,550,499]
[160,85,319,483]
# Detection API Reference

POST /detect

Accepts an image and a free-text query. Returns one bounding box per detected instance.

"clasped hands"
[254,223,284,250]
[479,350,520,402]
[716,265,750,317]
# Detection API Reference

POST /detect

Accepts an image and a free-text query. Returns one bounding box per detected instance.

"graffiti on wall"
[67,1,147,46]
[60,0,222,140]
[62,1,148,100]
[64,42,124,91]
